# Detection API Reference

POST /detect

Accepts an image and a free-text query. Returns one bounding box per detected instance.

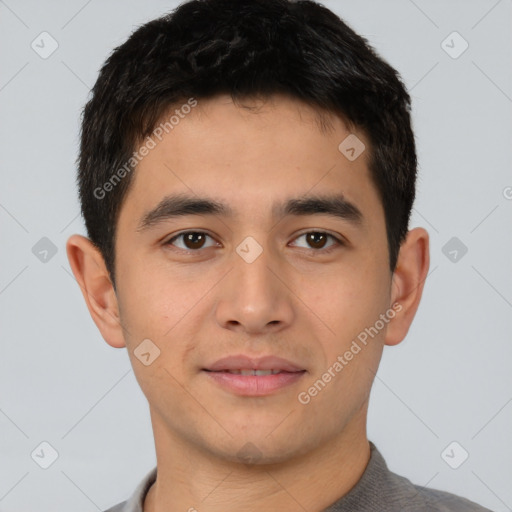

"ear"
[66,234,126,348]
[385,227,430,347]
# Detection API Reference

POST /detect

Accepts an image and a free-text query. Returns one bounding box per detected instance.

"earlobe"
[385,227,430,347]
[66,234,126,348]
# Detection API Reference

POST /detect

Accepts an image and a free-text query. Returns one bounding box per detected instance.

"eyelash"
[164,230,344,255]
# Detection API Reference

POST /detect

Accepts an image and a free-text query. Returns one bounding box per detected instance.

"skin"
[67,94,429,512]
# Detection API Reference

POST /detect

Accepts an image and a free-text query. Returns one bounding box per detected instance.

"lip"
[203,355,306,396]
[204,354,305,373]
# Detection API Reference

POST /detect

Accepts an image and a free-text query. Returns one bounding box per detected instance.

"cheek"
[301,261,391,407]
[115,262,215,385]
[116,252,185,325]
[303,261,389,344]
[299,265,389,414]
[117,270,197,398]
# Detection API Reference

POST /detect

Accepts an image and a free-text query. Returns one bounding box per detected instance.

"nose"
[215,240,295,335]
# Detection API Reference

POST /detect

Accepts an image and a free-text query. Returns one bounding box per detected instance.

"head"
[67,0,429,465]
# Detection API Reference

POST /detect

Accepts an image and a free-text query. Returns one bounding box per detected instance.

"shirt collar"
[121,465,157,512]
[118,442,386,512]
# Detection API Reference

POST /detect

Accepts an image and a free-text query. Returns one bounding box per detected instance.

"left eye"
[291,231,340,251]
[165,231,341,252]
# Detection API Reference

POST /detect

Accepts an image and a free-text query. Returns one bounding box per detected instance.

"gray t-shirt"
[103,442,492,511]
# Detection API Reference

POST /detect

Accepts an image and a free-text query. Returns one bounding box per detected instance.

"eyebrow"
[137,193,363,232]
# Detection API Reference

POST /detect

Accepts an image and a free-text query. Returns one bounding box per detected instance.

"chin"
[204,430,316,467]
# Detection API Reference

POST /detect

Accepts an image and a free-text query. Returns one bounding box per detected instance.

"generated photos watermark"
[93,97,198,200]
[297,302,402,405]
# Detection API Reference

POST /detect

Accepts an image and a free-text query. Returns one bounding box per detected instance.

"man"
[66,0,492,510]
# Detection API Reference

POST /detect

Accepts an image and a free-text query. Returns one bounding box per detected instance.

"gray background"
[0,0,511,510]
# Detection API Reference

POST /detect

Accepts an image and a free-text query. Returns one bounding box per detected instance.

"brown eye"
[166,231,217,251]
[292,231,341,252]
[306,232,328,249]
[183,232,206,249]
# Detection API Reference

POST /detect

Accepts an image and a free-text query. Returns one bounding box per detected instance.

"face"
[113,94,394,464]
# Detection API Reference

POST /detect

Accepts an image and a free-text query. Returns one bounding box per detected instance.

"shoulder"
[410,483,494,512]
[382,460,493,511]
[332,442,495,512]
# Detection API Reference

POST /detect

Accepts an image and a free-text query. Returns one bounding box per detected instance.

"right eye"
[164,231,219,252]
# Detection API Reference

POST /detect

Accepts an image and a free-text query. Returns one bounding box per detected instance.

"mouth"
[209,369,290,376]
[202,355,307,396]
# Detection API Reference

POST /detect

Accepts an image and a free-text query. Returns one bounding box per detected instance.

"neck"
[144,407,371,512]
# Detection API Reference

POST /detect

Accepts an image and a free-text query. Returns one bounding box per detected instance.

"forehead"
[119,94,381,228]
